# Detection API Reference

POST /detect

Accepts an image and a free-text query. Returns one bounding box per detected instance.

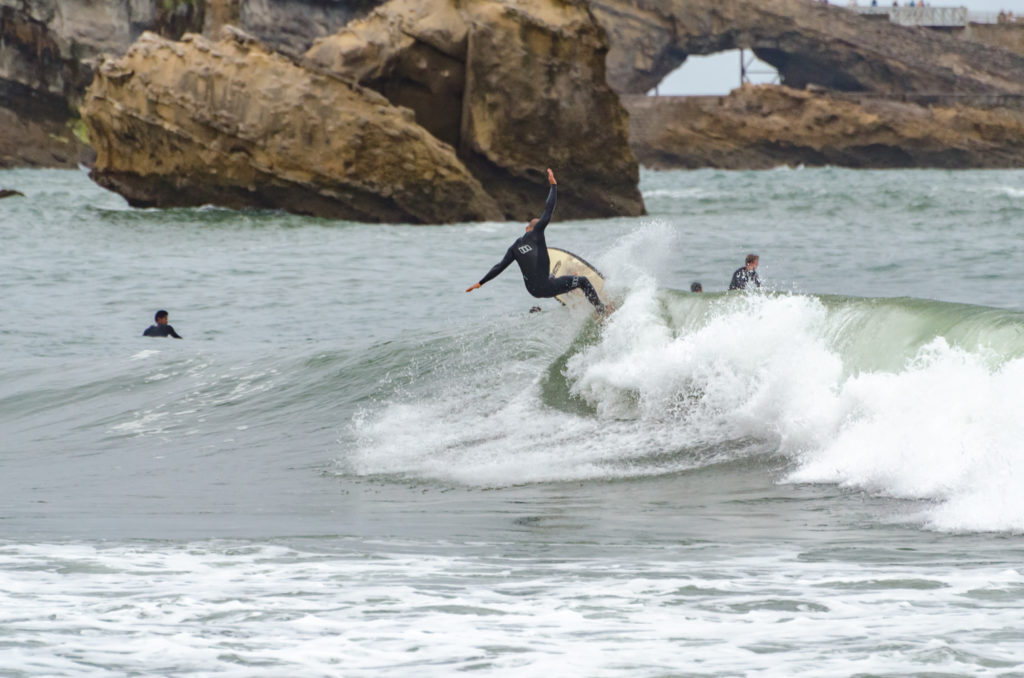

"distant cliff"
[0,0,204,167]
[591,0,1024,96]
[204,0,380,55]
[7,0,1024,198]
[601,1,1024,171]
[626,86,1024,170]
[0,0,376,169]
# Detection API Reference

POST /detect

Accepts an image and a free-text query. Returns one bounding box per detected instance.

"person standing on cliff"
[729,254,761,291]
[465,168,606,314]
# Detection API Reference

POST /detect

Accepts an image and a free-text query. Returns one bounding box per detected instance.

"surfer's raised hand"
[466,282,481,292]
[547,168,556,185]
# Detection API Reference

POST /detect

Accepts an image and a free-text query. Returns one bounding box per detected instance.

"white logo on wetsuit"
[518,244,533,254]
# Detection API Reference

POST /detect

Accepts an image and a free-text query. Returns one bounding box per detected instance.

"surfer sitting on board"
[465,168,606,314]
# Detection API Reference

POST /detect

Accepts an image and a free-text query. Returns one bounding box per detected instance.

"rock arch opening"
[646,50,779,96]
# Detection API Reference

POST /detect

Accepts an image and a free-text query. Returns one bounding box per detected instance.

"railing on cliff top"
[849,5,969,28]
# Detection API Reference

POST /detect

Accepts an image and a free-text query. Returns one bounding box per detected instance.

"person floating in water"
[729,254,761,290]
[690,282,703,293]
[143,310,183,339]
[466,168,606,314]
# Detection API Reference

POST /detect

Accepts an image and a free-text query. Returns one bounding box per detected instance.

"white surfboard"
[547,247,611,307]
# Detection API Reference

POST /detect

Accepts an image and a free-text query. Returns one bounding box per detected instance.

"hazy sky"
[656,1,1021,95]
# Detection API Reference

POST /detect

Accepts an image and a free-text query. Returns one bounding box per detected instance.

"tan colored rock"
[959,23,1024,60]
[625,85,1024,169]
[83,29,502,223]
[591,0,1024,97]
[306,0,645,221]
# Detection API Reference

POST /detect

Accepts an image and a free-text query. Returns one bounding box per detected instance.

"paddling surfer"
[143,310,183,339]
[466,168,606,314]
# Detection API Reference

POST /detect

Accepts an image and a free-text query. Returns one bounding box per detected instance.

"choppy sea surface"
[2,167,1024,676]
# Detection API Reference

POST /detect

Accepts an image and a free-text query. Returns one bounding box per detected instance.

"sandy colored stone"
[626,85,1024,169]
[83,29,502,223]
[306,0,645,221]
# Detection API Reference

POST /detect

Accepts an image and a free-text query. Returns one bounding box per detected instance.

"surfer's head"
[155,310,169,324]
[746,254,759,270]
[526,218,540,232]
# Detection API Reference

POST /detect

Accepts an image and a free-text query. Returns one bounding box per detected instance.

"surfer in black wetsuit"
[466,168,606,314]
[143,310,183,339]
[729,254,761,290]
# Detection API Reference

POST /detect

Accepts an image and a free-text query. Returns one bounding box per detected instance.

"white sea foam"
[130,349,161,361]
[567,285,1024,532]
[350,237,1024,532]
[1,541,1021,677]
[642,187,719,200]
[995,186,1024,199]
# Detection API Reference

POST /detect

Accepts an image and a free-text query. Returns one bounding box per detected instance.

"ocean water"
[1,167,1023,676]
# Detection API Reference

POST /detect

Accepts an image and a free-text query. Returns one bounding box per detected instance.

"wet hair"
[690,282,702,293]
[745,254,759,265]
[155,310,168,321]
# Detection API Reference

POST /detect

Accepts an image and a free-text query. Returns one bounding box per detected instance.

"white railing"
[967,12,999,23]
[849,5,969,27]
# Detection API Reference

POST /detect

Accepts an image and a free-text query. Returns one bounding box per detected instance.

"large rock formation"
[0,0,204,167]
[0,0,378,168]
[626,85,1024,169]
[83,29,502,223]
[304,0,645,221]
[12,0,1024,182]
[591,0,1024,97]
[0,95,91,168]
[227,0,381,56]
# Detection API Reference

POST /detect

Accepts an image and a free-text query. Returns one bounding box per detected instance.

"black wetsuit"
[143,324,182,338]
[478,185,604,312]
[729,266,761,291]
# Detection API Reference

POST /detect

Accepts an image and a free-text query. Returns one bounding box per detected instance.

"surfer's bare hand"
[466,283,481,292]
[547,168,556,185]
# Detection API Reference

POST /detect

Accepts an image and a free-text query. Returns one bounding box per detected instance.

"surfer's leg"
[548,275,605,313]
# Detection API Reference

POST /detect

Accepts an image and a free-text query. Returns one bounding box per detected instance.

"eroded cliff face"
[0,0,203,167]
[83,29,502,223]
[626,86,1024,170]
[305,0,645,221]
[11,0,1024,188]
[958,23,1024,60]
[230,0,381,55]
[592,0,1024,97]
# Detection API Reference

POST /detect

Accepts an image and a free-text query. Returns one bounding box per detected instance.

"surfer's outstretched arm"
[532,169,557,235]
[467,246,516,292]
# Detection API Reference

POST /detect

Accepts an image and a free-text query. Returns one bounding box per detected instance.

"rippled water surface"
[2,167,1023,676]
